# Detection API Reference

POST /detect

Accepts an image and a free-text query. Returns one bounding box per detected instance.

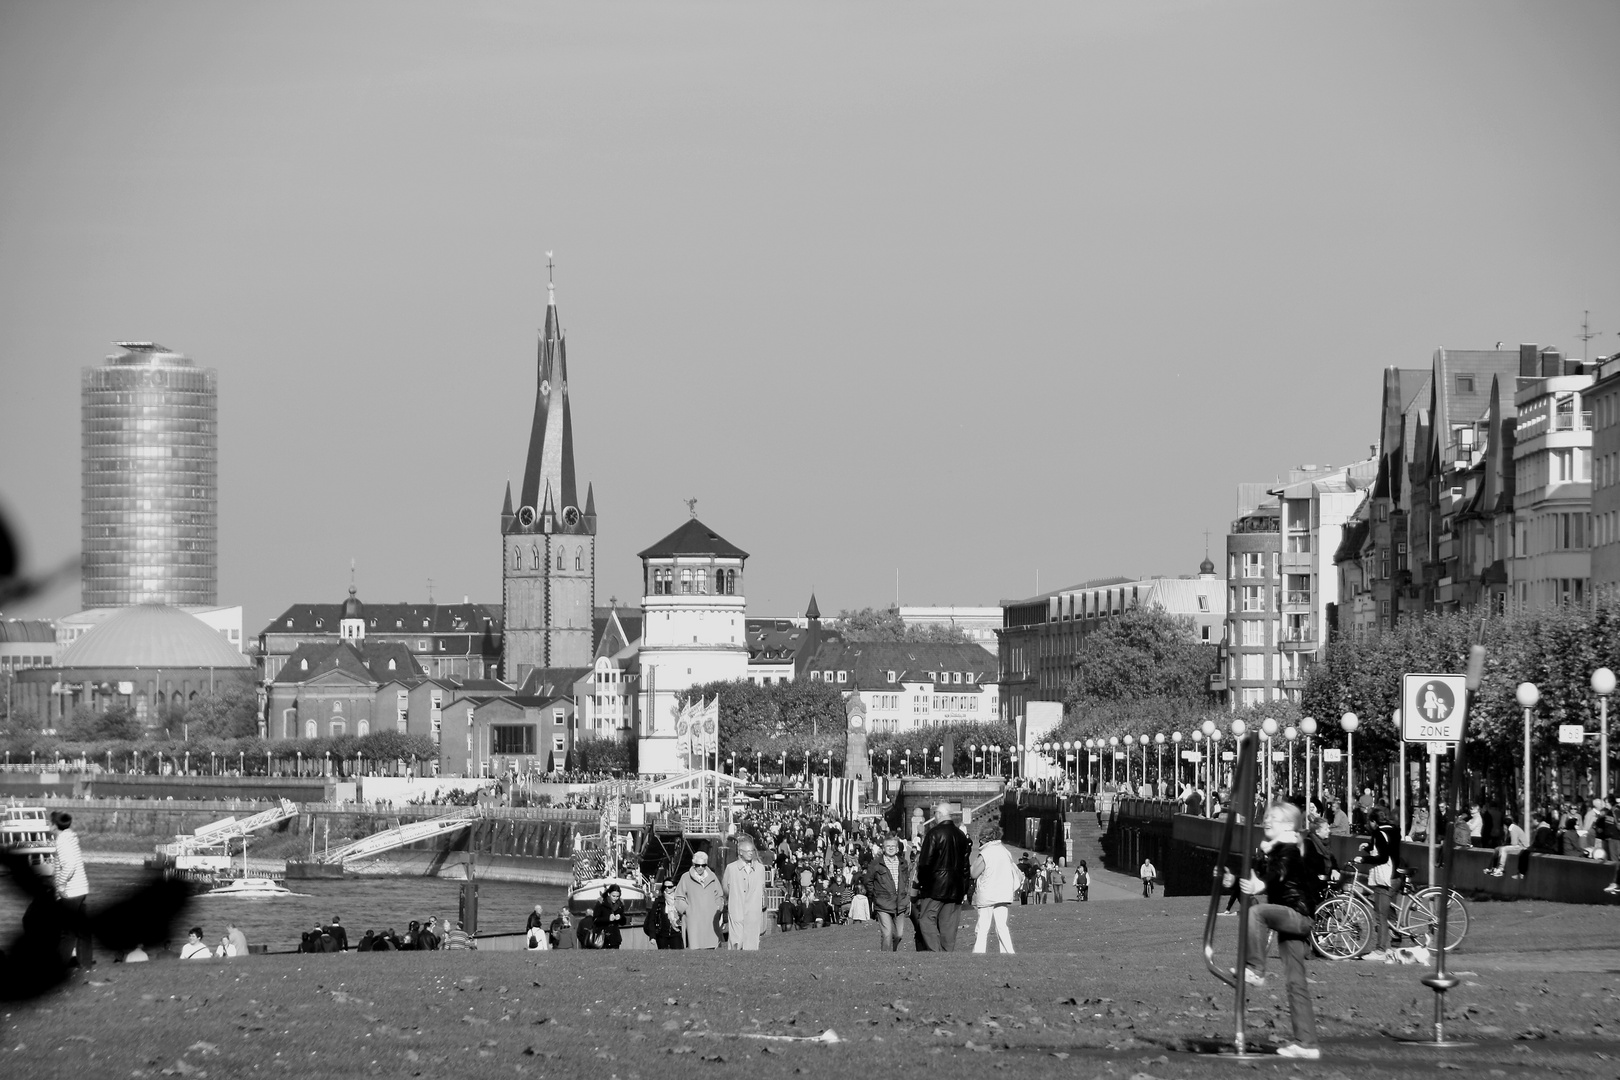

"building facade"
[1589,354,1620,597]
[258,589,501,682]
[82,342,217,608]
[501,279,597,683]
[800,639,998,733]
[998,564,1224,723]
[1224,490,1284,706]
[1511,352,1595,609]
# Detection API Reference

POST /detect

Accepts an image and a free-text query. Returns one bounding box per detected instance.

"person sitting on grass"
[179,927,211,960]
[441,920,476,950]
[1222,801,1321,1060]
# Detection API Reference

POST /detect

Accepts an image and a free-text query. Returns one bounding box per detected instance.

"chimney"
[1520,343,1539,378]
[1541,348,1563,379]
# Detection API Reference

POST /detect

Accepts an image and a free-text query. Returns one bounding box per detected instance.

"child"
[1223,801,1321,1060]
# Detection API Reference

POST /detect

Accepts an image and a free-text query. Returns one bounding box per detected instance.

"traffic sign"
[1402,672,1468,742]
[1425,741,1454,756]
[1221,751,1235,761]
[1322,748,1343,763]
[1181,750,1203,762]
[1558,724,1586,745]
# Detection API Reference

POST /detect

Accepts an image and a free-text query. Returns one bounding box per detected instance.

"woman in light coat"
[969,822,1018,954]
[671,850,726,949]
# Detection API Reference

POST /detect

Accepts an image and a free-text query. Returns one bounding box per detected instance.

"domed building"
[15,603,252,730]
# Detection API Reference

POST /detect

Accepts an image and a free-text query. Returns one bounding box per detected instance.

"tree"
[181,675,261,739]
[1062,604,1214,707]
[62,704,141,742]
[834,606,977,644]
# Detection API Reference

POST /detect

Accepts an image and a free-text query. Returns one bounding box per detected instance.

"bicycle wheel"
[1404,887,1469,951]
[1311,896,1372,961]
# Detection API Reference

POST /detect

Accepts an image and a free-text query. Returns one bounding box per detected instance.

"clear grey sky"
[3,1,1618,635]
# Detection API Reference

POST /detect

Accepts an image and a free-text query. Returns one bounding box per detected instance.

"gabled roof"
[746,618,810,663]
[273,640,424,685]
[1333,518,1370,564]
[593,607,642,657]
[515,666,592,699]
[261,602,502,639]
[637,518,749,560]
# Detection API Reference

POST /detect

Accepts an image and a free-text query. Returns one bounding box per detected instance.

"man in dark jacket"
[912,801,970,952]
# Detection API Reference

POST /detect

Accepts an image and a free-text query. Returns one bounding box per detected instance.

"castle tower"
[501,269,596,685]
[635,516,748,774]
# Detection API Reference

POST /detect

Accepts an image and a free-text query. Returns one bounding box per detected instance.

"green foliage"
[834,606,976,644]
[62,704,142,742]
[1062,604,1214,708]
[1302,603,1620,798]
[676,677,848,748]
[180,675,261,739]
[571,734,637,774]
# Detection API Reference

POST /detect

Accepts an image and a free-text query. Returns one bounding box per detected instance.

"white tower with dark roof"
[500,268,597,685]
[635,516,748,774]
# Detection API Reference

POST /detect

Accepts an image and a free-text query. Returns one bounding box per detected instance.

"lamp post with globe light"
[1593,667,1615,808]
[1138,734,1150,794]
[1339,713,1359,822]
[1516,682,1539,840]
[1300,716,1317,803]
[1284,725,1298,795]
[1260,717,1278,797]
[1171,731,1183,792]
[1108,736,1120,787]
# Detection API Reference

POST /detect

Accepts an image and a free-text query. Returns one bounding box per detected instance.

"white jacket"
[53,829,89,900]
[970,840,1020,908]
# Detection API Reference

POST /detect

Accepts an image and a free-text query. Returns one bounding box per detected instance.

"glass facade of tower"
[81,343,218,608]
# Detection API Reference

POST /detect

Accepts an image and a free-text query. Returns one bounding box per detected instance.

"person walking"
[592,884,626,949]
[1076,860,1090,901]
[1049,859,1064,903]
[51,812,92,970]
[722,837,767,950]
[969,822,1018,954]
[1139,857,1157,898]
[856,835,911,951]
[1224,801,1322,1060]
[671,850,725,949]
[912,801,970,951]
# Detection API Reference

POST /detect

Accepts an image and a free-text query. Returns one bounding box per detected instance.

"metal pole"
[1602,694,1610,809]
[1399,738,1407,838]
[1427,750,1437,887]
[1523,705,1532,840]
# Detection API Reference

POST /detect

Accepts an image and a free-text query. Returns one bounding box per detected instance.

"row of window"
[808,668,979,686]
[1526,511,1592,554]
[650,568,738,595]
[511,545,587,572]
[1596,451,1620,490]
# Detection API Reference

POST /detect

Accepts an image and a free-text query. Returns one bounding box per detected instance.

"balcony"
[1281,551,1313,573]
[1552,411,1594,432]
[1282,590,1312,610]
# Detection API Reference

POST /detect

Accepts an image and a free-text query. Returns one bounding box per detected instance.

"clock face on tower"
[849,714,865,732]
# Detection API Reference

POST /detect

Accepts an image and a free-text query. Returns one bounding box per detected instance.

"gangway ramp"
[316,806,482,866]
[159,798,299,858]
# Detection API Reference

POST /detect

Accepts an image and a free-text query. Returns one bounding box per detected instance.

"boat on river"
[202,876,303,898]
[1,805,56,877]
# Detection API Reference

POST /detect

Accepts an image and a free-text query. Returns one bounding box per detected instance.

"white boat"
[1,805,56,877]
[204,877,302,898]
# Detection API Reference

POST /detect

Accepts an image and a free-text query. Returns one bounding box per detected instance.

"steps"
[1066,811,1108,870]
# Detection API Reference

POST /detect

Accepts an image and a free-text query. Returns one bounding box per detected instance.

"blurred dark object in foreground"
[0,849,191,1001]
[0,502,78,608]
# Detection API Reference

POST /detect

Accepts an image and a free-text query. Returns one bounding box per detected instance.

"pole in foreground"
[1394,643,1485,1049]
[1196,732,1263,1059]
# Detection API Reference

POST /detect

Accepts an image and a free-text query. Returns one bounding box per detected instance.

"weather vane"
[546,250,555,302]
[685,497,698,519]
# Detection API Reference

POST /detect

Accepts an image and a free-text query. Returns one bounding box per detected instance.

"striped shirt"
[54,828,89,899]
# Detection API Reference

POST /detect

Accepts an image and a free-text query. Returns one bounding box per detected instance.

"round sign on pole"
[1402,672,1468,742]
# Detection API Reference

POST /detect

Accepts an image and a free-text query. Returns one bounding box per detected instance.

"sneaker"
[1276,1044,1321,1060]
[1484,868,1503,877]
[1604,883,1620,894]
[1232,968,1266,987]
[1363,949,1389,962]
[1218,910,1238,917]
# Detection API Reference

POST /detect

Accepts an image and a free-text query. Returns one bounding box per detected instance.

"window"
[1456,374,1474,393]
[575,548,584,571]
[1196,595,1210,612]
[553,708,566,726]
[1240,653,1265,681]
[1242,552,1265,578]
[836,670,847,683]
[492,725,536,754]
[809,670,820,681]
[512,548,522,570]
[680,569,692,593]
[1201,626,1212,642]
[887,670,896,683]
[530,545,539,570]
[1241,586,1265,612]
[556,546,565,571]
[1240,620,1264,646]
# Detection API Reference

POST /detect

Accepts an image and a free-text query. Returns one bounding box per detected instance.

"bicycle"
[1310,865,1469,960]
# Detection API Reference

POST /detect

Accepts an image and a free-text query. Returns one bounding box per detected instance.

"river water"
[0,865,570,953]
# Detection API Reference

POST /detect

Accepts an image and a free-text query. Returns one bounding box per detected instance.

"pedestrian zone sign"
[1402,672,1468,742]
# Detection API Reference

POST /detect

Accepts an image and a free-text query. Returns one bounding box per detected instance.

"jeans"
[60,896,92,968]
[972,904,1014,953]
[1372,884,1393,950]
[874,910,904,951]
[914,898,961,952]
[1243,903,1317,1048]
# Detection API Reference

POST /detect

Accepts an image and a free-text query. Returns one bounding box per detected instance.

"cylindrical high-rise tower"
[81,342,218,608]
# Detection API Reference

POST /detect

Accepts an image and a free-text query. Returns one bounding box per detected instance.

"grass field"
[4,895,1619,1079]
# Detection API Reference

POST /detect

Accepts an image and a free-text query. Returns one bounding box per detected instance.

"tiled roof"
[636,518,749,560]
[1139,577,1226,619]
[745,618,809,662]
[273,641,423,685]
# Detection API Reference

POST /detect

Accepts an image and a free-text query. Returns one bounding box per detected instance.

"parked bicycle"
[1311,865,1469,961]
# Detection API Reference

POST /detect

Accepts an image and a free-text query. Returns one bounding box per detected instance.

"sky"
[2,1,1618,637]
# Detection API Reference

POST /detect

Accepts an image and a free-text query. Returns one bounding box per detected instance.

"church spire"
[517,256,578,528]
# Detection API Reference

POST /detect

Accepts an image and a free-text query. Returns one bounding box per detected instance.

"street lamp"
[968,742,977,777]
[1300,716,1318,804]
[1516,682,1540,840]
[1340,712,1359,822]
[1108,736,1120,786]
[1261,717,1278,797]
[1154,733,1166,795]
[1593,667,1615,806]
[1283,725,1298,795]
[1171,731,1182,792]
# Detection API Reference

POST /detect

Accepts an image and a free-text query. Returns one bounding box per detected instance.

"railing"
[1284,590,1312,605]
[14,795,599,822]
[1280,625,1314,643]
[1552,411,1593,432]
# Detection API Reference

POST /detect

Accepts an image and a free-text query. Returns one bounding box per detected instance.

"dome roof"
[58,604,251,669]
[1199,557,1216,575]
[341,586,364,620]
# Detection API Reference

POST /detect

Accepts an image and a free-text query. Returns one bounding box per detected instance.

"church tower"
[501,265,597,685]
